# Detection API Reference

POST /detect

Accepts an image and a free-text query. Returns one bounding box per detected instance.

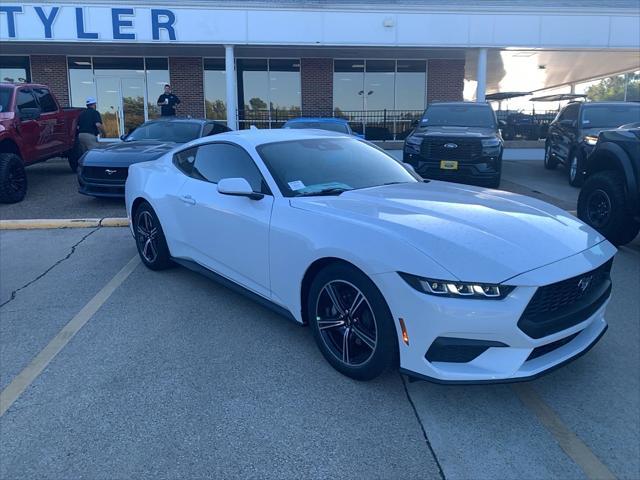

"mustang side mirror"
[19,107,41,121]
[217,178,264,200]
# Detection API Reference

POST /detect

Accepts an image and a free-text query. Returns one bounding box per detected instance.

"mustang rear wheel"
[308,263,398,380]
[134,202,173,270]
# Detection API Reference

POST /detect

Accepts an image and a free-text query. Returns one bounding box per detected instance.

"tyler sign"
[0,4,251,43]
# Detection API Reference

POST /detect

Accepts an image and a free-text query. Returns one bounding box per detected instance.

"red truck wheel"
[0,153,27,204]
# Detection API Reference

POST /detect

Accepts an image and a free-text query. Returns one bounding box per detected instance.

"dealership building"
[1,0,639,139]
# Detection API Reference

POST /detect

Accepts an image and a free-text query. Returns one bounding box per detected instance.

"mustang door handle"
[180,194,196,205]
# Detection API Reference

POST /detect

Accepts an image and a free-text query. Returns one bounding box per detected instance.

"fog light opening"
[399,318,409,345]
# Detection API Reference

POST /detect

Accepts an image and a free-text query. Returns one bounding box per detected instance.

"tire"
[486,174,501,189]
[578,170,640,246]
[307,263,398,381]
[568,151,585,187]
[133,202,173,270]
[544,142,558,170]
[0,153,27,204]
[66,139,84,172]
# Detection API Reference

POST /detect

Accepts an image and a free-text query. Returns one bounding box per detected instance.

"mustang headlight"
[481,137,501,148]
[399,272,514,299]
[405,136,423,152]
[583,135,598,146]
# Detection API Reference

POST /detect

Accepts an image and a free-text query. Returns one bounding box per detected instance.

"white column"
[476,48,488,102]
[225,45,237,130]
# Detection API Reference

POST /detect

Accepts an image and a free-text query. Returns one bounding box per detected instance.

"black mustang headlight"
[399,272,515,299]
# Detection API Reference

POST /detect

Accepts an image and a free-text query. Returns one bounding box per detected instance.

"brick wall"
[169,57,205,118]
[427,59,465,105]
[301,58,333,115]
[30,55,69,107]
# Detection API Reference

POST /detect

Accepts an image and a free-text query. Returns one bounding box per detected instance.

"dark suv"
[577,126,640,246]
[403,102,503,188]
[544,101,640,186]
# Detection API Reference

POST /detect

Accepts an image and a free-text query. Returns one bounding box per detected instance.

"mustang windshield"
[257,137,418,197]
[420,104,496,128]
[125,121,201,143]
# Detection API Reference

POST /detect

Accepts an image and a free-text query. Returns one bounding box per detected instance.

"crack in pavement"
[400,373,446,480]
[0,226,102,309]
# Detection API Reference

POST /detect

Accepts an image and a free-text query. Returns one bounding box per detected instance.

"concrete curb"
[0,218,130,230]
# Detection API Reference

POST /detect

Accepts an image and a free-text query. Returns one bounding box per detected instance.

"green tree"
[248,97,267,110]
[205,99,227,120]
[585,73,639,101]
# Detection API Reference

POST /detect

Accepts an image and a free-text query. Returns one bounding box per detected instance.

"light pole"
[358,90,374,136]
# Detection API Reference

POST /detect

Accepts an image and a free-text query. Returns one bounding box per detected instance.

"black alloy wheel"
[584,188,612,229]
[315,280,378,367]
[308,263,398,381]
[568,152,585,187]
[134,203,173,270]
[0,153,27,204]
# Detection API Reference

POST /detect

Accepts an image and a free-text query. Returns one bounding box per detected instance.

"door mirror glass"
[19,107,41,121]
[217,177,264,200]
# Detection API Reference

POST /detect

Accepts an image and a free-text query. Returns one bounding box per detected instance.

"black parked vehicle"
[577,126,640,246]
[544,101,640,187]
[78,118,231,198]
[403,102,503,188]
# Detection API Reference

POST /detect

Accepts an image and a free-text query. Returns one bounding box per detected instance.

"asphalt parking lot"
[1,152,639,479]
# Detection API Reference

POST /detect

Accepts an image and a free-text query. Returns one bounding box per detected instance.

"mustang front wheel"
[134,202,173,270]
[308,263,398,380]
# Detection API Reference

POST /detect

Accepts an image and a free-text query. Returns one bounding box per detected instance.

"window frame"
[16,88,38,113]
[173,141,272,196]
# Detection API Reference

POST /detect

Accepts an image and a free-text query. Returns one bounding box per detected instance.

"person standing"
[77,97,105,151]
[157,84,181,117]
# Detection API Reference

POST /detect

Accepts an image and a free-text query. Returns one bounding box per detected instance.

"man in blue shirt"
[157,84,181,117]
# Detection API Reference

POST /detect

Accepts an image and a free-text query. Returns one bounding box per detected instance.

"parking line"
[0,218,129,230]
[0,255,140,418]
[513,384,616,480]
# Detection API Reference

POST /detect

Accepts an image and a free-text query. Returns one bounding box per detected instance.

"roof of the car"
[580,101,640,107]
[0,82,49,89]
[284,117,349,124]
[144,117,215,125]
[186,128,349,148]
[428,102,491,108]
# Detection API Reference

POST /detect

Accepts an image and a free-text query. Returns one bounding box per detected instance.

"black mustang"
[78,118,231,198]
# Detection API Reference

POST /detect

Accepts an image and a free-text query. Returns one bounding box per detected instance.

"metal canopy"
[486,91,532,101]
[530,94,587,102]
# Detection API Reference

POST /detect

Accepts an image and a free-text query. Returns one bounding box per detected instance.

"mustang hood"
[82,141,176,167]
[291,182,605,284]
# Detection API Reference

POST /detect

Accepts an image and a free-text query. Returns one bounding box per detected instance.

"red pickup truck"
[0,83,83,203]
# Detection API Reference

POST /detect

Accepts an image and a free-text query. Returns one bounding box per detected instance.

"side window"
[173,147,197,176]
[16,89,38,112]
[563,104,579,122]
[32,88,57,113]
[191,143,268,194]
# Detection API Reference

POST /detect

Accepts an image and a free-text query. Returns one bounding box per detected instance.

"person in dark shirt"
[77,97,105,152]
[157,84,181,117]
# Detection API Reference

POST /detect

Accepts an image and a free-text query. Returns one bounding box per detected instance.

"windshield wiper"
[296,187,352,197]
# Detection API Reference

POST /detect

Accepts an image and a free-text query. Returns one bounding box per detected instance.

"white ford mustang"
[125,129,616,383]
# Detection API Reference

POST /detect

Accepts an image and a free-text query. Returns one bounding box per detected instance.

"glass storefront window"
[334,60,365,113]
[268,59,301,116]
[204,58,227,120]
[67,56,169,138]
[0,56,30,83]
[333,59,427,113]
[145,58,170,119]
[365,60,395,111]
[396,60,427,111]
[236,58,301,128]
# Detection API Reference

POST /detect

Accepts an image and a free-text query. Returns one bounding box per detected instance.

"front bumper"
[77,175,125,198]
[373,243,615,383]
[404,151,501,186]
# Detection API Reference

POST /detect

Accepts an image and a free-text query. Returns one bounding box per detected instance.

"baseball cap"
[86,97,97,106]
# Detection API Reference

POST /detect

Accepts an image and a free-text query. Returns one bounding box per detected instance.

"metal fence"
[495,109,558,140]
[237,109,424,141]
